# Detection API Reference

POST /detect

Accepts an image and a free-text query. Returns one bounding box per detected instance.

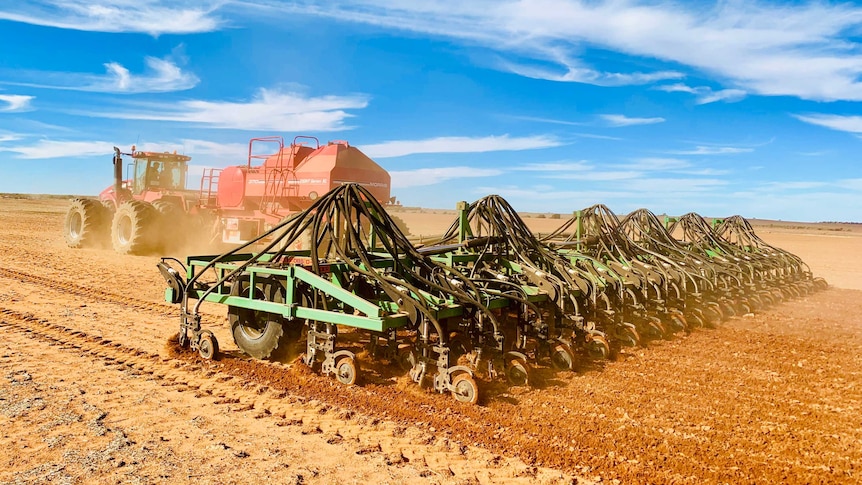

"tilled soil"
[1,197,860,484]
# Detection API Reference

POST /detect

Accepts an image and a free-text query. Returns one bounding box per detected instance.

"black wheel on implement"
[111,200,158,254]
[64,198,108,248]
[228,275,292,360]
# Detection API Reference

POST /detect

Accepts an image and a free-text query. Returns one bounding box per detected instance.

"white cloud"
[549,170,641,181]
[668,146,753,155]
[500,57,682,86]
[623,157,690,170]
[0,95,34,112]
[391,166,502,188]
[837,178,862,190]
[275,0,862,101]
[0,1,223,35]
[600,114,665,127]
[573,132,623,141]
[655,83,746,104]
[794,113,862,134]
[760,181,830,190]
[0,133,23,142]
[513,161,591,172]
[97,57,198,93]
[134,139,249,165]
[79,88,369,131]
[0,139,113,159]
[6,56,198,93]
[509,115,586,127]
[0,137,252,164]
[362,134,562,158]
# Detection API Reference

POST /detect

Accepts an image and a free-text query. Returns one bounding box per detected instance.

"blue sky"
[1,1,861,222]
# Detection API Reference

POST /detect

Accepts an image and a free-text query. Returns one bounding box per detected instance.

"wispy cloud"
[0,133,23,142]
[0,139,113,159]
[134,139,249,165]
[655,83,746,104]
[600,114,665,127]
[0,1,223,35]
[837,178,862,190]
[550,170,641,181]
[0,94,34,112]
[0,137,251,166]
[508,115,586,127]
[513,161,592,172]
[793,113,862,134]
[4,56,198,93]
[500,57,682,86]
[573,132,623,141]
[622,157,691,170]
[78,88,369,131]
[362,134,563,158]
[275,1,862,101]
[760,181,829,191]
[668,146,753,155]
[390,166,502,188]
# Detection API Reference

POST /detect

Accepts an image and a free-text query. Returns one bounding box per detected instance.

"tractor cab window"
[137,159,184,191]
[133,160,148,194]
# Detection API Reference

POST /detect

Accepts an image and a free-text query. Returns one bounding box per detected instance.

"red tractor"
[64,146,202,254]
[64,136,398,255]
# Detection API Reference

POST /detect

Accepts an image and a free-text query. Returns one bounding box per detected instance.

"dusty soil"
[1,197,861,484]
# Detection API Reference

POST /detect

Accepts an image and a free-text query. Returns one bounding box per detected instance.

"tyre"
[228,276,291,360]
[550,342,575,370]
[389,214,411,237]
[111,200,158,254]
[64,198,108,248]
[152,199,187,252]
[451,372,479,404]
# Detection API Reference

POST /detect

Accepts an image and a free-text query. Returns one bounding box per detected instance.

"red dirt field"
[1,197,861,484]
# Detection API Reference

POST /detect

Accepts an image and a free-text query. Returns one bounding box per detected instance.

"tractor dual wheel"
[111,200,159,254]
[64,198,108,248]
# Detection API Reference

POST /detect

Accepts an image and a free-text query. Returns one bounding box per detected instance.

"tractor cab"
[130,151,191,194]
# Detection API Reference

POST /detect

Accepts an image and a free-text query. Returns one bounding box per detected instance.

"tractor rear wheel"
[111,200,158,254]
[64,198,108,248]
[152,199,187,251]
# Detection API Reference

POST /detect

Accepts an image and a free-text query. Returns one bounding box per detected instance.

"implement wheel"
[550,342,575,371]
[451,373,479,404]
[64,198,107,248]
[618,325,640,347]
[586,335,611,360]
[228,276,289,360]
[667,313,687,333]
[335,356,358,386]
[198,331,218,360]
[397,345,417,372]
[111,200,158,254]
[505,357,531,386]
